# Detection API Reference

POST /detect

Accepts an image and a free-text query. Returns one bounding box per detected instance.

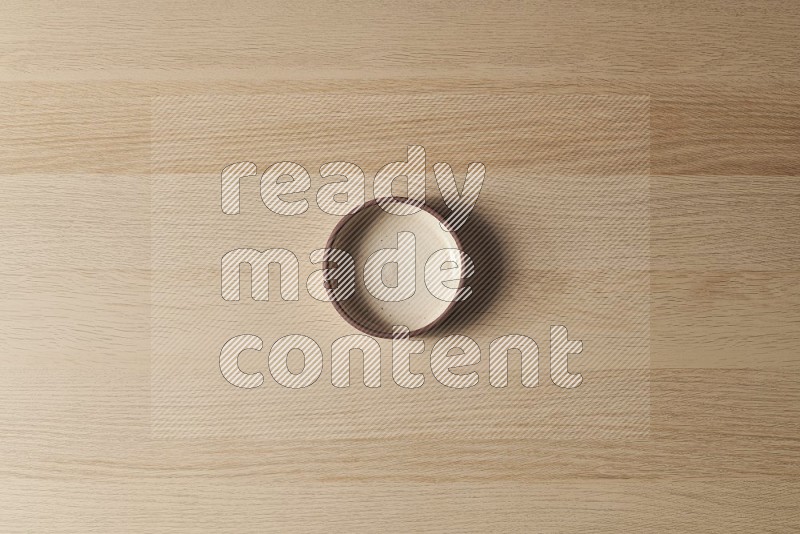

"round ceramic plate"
[326,198,464,338]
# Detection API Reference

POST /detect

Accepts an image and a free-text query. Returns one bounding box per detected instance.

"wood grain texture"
[1,0,799,531]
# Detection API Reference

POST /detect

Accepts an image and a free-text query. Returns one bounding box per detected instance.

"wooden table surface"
[1,1,799,532]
